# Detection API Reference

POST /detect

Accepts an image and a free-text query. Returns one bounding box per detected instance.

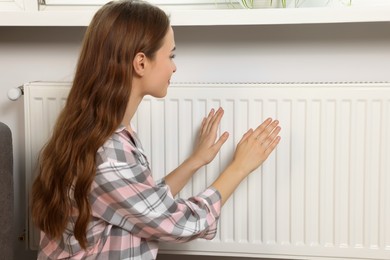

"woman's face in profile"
[141,26,177,98]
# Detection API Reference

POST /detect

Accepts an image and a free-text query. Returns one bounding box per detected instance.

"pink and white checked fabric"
[37,126,221,260]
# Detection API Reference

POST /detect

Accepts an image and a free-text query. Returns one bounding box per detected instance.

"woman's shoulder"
[96,131,138,166]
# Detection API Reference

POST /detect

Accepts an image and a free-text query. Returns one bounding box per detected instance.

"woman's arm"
[164,107,228,196]
[92,161,221,243]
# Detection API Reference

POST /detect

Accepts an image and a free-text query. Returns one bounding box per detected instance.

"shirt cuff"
[193,187,222,240]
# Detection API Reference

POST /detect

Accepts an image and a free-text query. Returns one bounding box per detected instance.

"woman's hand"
[190,107,229,168]
[211,118,281,205]
[165,108,228,196]
[232,118,281,176]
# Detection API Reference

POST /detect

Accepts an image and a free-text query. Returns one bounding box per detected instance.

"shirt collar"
[115,124,127,134]
[115,123,136,134]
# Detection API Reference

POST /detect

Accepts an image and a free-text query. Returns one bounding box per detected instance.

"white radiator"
[24,81,390,259]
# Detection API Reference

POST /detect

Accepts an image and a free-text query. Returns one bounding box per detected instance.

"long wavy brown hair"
[31,0,170,249]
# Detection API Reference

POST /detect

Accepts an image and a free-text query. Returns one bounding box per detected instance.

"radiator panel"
[24,83,70,250]
[24,82,390,259]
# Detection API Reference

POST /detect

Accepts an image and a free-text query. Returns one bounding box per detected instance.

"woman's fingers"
[252,117,272,138]
[201,107,224,136]
[201,108,215,135]
[208,108,224,134]
[265,135,281,154]
[253,118,279,142]
[193,108,228,166]
[261,125,281,149]
[238,128,253,145]
[213,131,229,151]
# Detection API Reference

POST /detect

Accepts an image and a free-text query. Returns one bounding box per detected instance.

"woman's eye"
[170,54,176,59]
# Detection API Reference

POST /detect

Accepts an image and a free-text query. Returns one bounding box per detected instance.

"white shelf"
[169,6,390,26]
[1,5,390,26]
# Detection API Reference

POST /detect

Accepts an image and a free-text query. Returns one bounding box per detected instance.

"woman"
[31,1,281,259]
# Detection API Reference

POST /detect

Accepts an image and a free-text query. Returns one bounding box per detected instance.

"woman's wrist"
[164,155,204,196]
[211,162,248,206]
[226,161,248,181]
[184,154,205,172]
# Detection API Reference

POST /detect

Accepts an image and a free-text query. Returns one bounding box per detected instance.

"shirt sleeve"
[89,161,222,243]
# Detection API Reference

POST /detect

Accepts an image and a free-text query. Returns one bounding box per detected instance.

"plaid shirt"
[38,126,221,260]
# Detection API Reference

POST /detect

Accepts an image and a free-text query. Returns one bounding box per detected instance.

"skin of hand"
[164,107,228,196]
[232,118,281,174]
[212,118,281,205]
[190,107,229,168]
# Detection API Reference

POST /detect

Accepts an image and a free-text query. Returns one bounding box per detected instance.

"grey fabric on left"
[0,122,14,260]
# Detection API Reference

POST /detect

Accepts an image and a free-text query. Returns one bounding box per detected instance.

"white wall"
[1,22,390,259]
